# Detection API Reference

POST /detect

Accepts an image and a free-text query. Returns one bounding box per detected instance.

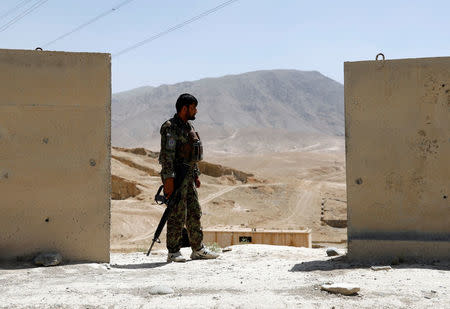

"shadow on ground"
[290,256,450,272]
[111,262,169,269]
[0,262,37,270]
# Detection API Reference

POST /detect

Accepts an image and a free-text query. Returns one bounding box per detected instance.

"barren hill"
[112,70,344,152]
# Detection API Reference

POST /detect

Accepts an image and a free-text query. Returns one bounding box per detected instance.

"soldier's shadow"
[111,262,169,269]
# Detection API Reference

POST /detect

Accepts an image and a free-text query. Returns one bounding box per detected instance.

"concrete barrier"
[344,56,450,262]
[0,49,111,262]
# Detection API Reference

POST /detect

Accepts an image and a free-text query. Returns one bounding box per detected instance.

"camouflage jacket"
[159,114,201,181]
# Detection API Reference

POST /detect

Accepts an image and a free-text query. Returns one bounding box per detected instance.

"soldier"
[159,93,219,262]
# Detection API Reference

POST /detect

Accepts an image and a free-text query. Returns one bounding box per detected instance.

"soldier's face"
[187,104,197,120]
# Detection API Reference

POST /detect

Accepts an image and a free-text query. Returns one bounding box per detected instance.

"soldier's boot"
[190,246,219,260]
[167,251,186,263]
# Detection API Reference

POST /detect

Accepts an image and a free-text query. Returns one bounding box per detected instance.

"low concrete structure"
[0,49,111,262]
[344,56,449,262]
[203,229,311,248]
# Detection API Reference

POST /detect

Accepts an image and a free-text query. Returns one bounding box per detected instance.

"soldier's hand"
[195,176,201,188]
[164,177,175,197]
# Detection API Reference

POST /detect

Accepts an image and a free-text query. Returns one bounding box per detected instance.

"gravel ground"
[0,245,448,308]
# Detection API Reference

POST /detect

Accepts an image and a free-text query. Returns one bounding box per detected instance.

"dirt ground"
[1,245,448,308]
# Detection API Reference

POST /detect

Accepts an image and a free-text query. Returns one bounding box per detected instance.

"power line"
[0,0,49,32]
[42,0,136,48]
[113,0,239,58]
[0,0,35,21]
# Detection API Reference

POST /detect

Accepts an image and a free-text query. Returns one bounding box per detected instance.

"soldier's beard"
[188,113,196,120]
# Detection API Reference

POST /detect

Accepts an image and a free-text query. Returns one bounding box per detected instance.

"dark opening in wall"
[239,236,252,243]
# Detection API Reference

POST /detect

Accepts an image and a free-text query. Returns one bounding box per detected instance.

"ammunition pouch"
[190,130,203,162]
[192,139,203,162]
[179,129,203,163]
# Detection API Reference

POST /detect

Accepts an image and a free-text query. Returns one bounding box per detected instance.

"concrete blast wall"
[344,56,449,262]
[0,49,111,262]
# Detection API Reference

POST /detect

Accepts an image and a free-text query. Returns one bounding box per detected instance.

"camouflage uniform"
[159,114,203,253]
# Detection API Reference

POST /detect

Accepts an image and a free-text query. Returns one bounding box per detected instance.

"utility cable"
[42,0,135,48]
[113,0,239,58]
[0,0,35,21]
[0,0,49,32]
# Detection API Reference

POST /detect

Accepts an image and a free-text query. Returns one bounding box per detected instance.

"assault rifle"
[146,165,190,256]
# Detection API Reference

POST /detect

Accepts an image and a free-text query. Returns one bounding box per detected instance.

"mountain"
[112,69,344,153]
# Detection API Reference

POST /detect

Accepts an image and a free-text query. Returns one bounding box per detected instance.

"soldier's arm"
[159,122,177,181]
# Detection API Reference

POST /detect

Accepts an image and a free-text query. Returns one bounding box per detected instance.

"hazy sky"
[1,0,449,93]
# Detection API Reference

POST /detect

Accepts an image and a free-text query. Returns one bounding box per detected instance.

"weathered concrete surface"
[0,49,111,262]
[344,56,450,262]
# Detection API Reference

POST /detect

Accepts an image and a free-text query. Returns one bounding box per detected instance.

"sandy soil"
[1,245,448,308]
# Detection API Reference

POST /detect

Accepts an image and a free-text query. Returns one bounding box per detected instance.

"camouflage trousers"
[166,177,203,253]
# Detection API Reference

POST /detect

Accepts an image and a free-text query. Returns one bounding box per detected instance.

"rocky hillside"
[112,70,344,153]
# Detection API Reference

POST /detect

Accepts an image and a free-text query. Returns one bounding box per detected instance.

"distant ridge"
[112,69,344,153]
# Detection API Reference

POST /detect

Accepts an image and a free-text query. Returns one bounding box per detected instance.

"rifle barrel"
[146,241,155,256]
[146,164,190,256]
